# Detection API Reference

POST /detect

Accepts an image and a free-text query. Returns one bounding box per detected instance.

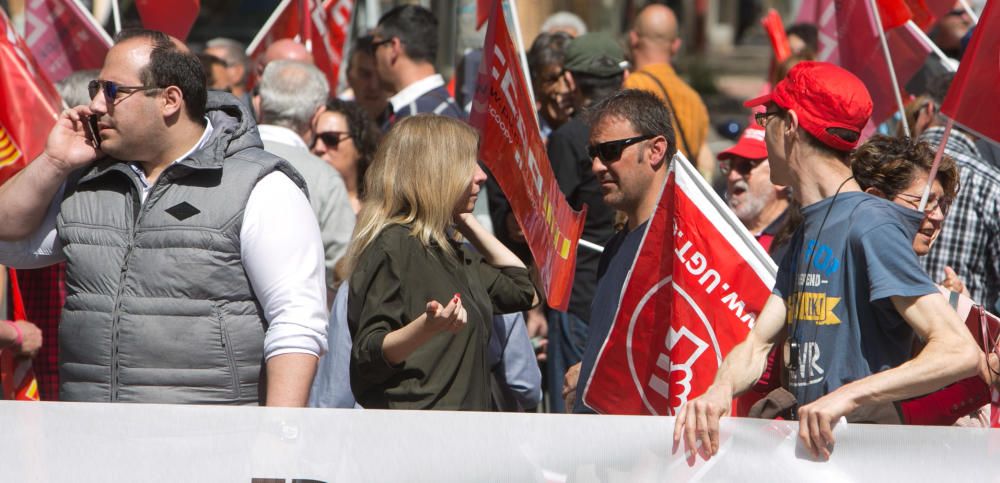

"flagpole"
[246,0,294,55]
[919,118,953,212]
[867,0,910,137]
[73,0,114,46]
[906,20,957,72]
[958,0,979,23]
[303,0,314,53]
[579,239,604,253]
[111,0,121,35]
[504,0,538,124]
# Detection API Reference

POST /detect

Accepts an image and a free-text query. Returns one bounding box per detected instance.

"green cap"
[562,32,626,78]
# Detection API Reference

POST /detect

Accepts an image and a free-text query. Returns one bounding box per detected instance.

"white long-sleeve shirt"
[0,121,328,359]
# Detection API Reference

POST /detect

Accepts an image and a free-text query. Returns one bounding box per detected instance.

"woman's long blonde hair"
[346,114,479,272]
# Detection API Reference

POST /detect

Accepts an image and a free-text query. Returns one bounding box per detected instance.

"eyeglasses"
[368,38,393,54]
[894,192,953,216]
[314,131,353,149]
[588,134,655,162]
[754,110,782,128]
[88,80,160,105]
[719,158,765,176]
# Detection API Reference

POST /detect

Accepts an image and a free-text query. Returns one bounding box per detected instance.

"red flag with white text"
[0,7,62,186]
[582,156,776,415]
[135,0,200,42]
[940,0,999,145]
[245,0,353,92]
[469,0,586,311]
[24,0,112,83]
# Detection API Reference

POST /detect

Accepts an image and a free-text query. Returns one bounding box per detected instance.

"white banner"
[0,401,997,482]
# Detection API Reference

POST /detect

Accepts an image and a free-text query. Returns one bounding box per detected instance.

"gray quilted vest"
[56,93,306,404]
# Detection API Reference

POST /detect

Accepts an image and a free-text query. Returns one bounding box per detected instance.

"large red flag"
[469,0,586,311]
[135,0,200,42]
[582,156,776,415]
[24,0,112,83]
[246,0,353,93]
[940,0,999,145]
[876,0,914,30]
[836,0,932,125]
[0,7,62,186]
[794,0,840,63]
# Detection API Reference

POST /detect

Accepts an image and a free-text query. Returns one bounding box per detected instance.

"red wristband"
[4,320,23,348]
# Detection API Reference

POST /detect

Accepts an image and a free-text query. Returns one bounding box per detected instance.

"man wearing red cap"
[719,125,789,258]
[673,62,982,460]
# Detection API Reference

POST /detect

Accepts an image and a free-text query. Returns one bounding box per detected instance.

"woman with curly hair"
[312,99,379,214]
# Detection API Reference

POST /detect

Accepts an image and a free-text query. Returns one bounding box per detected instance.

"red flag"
[24,0,112,83]
[469,0,586,311]
[246,0,353,93]
[876,0,913,30]
[761,9,791,63]
[836,0,932,125]
[940,0,999,145]
[135,0,200,42]
[904,0,937,30]
[795,0,841,63]
[0,7,62,186]
[582,157,776,415]
[476,0,490,29]
[1,269,41,401]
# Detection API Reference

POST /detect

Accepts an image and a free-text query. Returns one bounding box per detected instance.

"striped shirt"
[383,74,464,131]
[920,127,1000,309]
[623,63,709,160]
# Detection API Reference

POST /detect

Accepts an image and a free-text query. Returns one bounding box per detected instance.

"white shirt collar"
[130,118,214,189]
[257,124,309,150]
[389,74,445,113]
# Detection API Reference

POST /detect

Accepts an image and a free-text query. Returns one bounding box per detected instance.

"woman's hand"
[941,266,970,297]
[423,294,467,335]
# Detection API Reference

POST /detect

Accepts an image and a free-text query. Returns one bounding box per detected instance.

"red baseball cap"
[744,61,872,152]
[718,125,767,161]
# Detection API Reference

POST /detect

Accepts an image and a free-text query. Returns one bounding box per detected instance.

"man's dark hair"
[586,89,678,162]
[113,28,207,121]
[575,72,625,106]
[926,71,955,105]
[376,5,438,64]
[786,23,819,53]
[324,98,380,196]
[348,35,375,71]
[528,31,572,85]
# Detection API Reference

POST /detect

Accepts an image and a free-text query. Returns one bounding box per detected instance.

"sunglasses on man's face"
[588,134,655,162]
[88,80,159,105]
[368,38,394,54]
[314,131,353,149]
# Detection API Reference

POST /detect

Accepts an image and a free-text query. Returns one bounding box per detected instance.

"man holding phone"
[0,29,328,406]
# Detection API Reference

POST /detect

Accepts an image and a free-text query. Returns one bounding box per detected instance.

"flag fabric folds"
[468,0,586,311]
[940,0,999,145]
[246,0,354,92]
[24,0,112,83]
[0,7,62,186]
[582,155,776,415]
[135,0,201,42]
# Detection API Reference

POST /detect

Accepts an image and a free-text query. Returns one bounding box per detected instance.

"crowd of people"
[0,0,997,458]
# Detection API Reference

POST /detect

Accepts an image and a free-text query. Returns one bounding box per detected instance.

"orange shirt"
[623,63,709,160]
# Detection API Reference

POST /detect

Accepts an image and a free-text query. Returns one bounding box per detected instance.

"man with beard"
[720,125,789,261]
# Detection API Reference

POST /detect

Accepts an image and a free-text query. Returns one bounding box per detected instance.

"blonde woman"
[346,115,538,410]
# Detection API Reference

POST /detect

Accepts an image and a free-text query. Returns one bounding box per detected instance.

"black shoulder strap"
[633,70,694,159]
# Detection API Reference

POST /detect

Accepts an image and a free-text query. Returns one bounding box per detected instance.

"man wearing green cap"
[543,32,625,413]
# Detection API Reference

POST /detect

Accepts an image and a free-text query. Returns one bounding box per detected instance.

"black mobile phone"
[82,114,101,149]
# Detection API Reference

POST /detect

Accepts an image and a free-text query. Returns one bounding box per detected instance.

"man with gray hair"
[256,60,355,299]
[204,37,250,100]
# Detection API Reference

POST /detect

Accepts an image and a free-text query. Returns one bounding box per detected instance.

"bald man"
[623,4,714,182]
[256,39,315,79]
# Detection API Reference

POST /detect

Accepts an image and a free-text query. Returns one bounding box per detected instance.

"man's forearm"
[265,352,319,407]
[0,154,71,240]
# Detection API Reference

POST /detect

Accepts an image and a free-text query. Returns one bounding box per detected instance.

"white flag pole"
[958,0,980,23]
[905,20,957,71]
[867,0,910,137]
[918,118,954,212]
[504,0,538,125]
[111,0,122,35]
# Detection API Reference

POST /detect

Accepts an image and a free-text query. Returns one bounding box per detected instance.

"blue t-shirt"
[573,221,648,413]
[773,192,938,406]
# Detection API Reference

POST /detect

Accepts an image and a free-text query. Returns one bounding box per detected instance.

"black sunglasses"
[88,80,159,105]
[314,131,352,149]
[368,38,394,54]
[719,158,765,176]
[588,134,655,162]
